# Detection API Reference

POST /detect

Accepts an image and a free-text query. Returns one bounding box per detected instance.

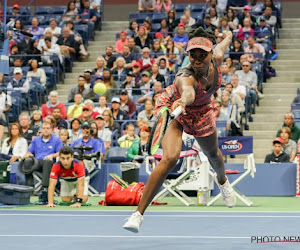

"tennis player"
[123,27,236,232]
[45,146,89,208]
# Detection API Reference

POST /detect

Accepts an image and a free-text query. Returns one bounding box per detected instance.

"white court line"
[0,214,299,218]
[0,234,249,239]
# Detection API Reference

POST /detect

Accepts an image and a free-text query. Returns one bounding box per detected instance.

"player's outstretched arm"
[45,179,57,208]
[213,30,233,65]
[70,177,85,208]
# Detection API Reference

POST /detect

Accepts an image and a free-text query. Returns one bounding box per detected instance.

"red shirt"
[50,159,86,182]
[42,102,67,119]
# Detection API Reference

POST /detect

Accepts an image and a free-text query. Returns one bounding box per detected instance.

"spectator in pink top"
[42,91,67,119]
[237,18,254,41]
[156,0,172,12]
[115,31,128,53]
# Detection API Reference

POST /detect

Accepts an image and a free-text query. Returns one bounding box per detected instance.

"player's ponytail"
[188,27,216,45]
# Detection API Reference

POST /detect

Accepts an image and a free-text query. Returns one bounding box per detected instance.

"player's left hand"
[222,30,233,39]
[70,202,82,208]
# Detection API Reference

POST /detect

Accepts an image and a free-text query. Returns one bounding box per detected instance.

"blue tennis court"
[0,210,299,250]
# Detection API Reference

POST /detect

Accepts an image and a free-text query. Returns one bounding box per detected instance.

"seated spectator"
[220,17,230,32]
[6,4,20,27]
[0,123,28,162]
[59,129,69,146]
[127,125,150,163]
[208,7,220,28]
[137,71,154,95]
[83,69,93,88]
[237,18,254,42]
[224,57,236,75]
[67,93,84,120]
[138,81,163,103]
[57,26,77,63]
[194,14,217,32]
[23,121,63,190]
[254,16,272,56]
[226,8,238,30]
[112,57,128,84]
[0,86,11,122]
[83,99,100,119]
[95,115,112,154]
[163,39,180,70]
[103,108,121,135]
[29,17,44,40]
[93,57,106,77]
[126,20,139,38]
[151,63,165,87]
[137,99,155,127]
[7,67,29,94]
[42,91,67,119]
[183,9,196,27]
[41,37,63,65]
[79,105,94,123]
[173,15,191,34]
[145,19,154,33]
[128,37,142,61]
[150,40,164,59]
[276,113,300,142]
[90,122,105,159]
[120,71,135,97]
[249,0,263,14]
[206,0,223,15]
[53,107,69,130]
[12,19,25,42]
[115,30,128,53]
[138,0,156,12]
[262,6,277,27]
[19,113,39,144]
[244,36,265,62]
[238,5,256,28]
[118,89,136,116]
[230,39,244,64]
[134,26,152,49]
[24,39,41,63]
[279,127,297,162]
[221,62,231,86]
[214,100,230,132]
[75,0,97,24]
[102,68,118,102]
[137,47,156,71]
[44,115,60,137]
[121,45,136,68]
[158,57,173,84]
[68,118,82,144]
[173,23,189,50]
[103,46,116,69]
[18,30,33,54]
[265,137,290,163]
[137,118,150,129]
[62,1,79,22]
[166,8,179,32]
[92,95,108,114]
[156,0,172,12]
[158,19,169,38]
[26,59,47,86]
[45,19,62,38]
[111,97,128,123]
[30,110,43,131]
[230,75,246,102]
[68,75,91,102]
[118,124,139,148]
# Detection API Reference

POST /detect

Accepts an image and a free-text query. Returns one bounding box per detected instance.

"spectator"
[238,5,256,28]
[12,19,25,42]
[220,62,231,86]
[173,23,189,50]
[244,36,265,62]
[111,97,128,124]
[83,69,93,88]
[173,15,192,34]
[93,57,106,77]
[195,14,217,32]
[137,80,162,103]
[213,100,230,132]
[208,7,220,28]
[68,118,82,144]
[68,75,90,103]
[134,26,152,49]
[150,40,164,58]
[137,47,156,71]
[23,121,63,190]
[128,37,142,61]
[230,75,246,101]
[151,63,165,87]
[0,123,28,162]
[83,99,100,119]
[184,9,196,27]
[90,122,105,158]
[79,105,94,123]
[94,95,109,114]
[19,113,39,144]
[115,31,128,53]
[67,93,84,119]
[138,0,156,12]
[74,0,84,10]
[265,137,290,163]
[119,89,136,116]
[163,39,180,70]
[26,59,47,86]
[137,71,154,95]
[24,39,41,63]
[44,115,60,137]
[41,37,63,65]
[118,124,139,148]
[121,71,136,97]
[158,57,172,84]
[59,129,69,146]
[46,146,89,207]
[206,0,223,15]
[42,91,67,119]
[103,46,116,69]
[53,107,69,130]
[75,0,97,24]
[122,45,136,68]
[45,19,62,38]
[30,110,43,131]
[137,99,155,127]
[7,67,29,94]
[57,27,77,65]
[156,0,172,12]
[158,19,169,38]
[143,19,152,33]
[254,16,272,56]
[262,6,277,27]
[0,86,11,122]
[112,57,128,84]
[127,126,150,163]
[18,30,33,54]
[279,127,297,162]
[62,1,79,22]
[249,0,263,14]
[276,113,300,142]
[226,8,239,30]
[6,4,20,27]
[166,8,179,32]
[220,17,230,32]
[224,57,236,75]
[95,115,112,153]
[102,68,118,102]
[126,20,139,38]
[132,62,142,85]
[137,118,150,129]
[29,17,44,40]
[236,18,254,42]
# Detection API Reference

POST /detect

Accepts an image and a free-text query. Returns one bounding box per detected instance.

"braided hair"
[188,27,216,45]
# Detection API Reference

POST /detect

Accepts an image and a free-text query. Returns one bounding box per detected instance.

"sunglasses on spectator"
[242,65,250,67]
[83,109,90,111]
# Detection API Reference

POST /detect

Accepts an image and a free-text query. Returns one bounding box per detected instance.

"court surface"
[0,209,300,250]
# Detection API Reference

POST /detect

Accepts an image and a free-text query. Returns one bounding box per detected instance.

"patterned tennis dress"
[155,59,222,137]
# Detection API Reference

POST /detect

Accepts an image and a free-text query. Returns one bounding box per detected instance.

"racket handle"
[170,106,182,119]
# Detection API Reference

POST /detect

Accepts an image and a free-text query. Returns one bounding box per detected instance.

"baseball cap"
[186,37,213,52]
[142,71,150,77]
[82,105,92,111]
[96,114,104,120]
[81,121,91,128]
[84,69,92,74]
[132,62,141,68]
[244,5,251,10]
[95,75,103,81]
[155,32,163,39]
[178,22,185,28]
[14,67,22,74]
[273,137,284,144]
[259,16,267,21]
[120,30,127,36]
[204,14,211,19]
[139,26,146,31]
[13,4,20,9]
[111,97,120,103]
[120,89,128,95]
[139,125,150,133]
[127,71,134,76]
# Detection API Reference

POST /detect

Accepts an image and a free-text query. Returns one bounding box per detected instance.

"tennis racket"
[147,106,182,155]
[109,173,128,188]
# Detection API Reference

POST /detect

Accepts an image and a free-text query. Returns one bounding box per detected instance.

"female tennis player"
[124,27,236,233]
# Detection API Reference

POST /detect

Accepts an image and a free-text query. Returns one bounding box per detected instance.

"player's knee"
[162,155,178,168]
[61,196,73,202]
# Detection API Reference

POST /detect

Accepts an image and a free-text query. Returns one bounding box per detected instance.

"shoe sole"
[123,226,139,233]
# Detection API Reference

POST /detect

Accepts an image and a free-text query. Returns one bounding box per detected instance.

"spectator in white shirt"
[41,37,63,65]
[7,67,30,94]
[230,74,246,102]
[45,19,62,38]
[95,115,112,155]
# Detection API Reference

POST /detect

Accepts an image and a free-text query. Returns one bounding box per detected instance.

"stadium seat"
[35,6,52,15]
[136,12,153,23]
[174,4,190,12]
[75,25,89,45]
[190,4,205,12]
[7,91,22,123]
[52,6,67,14]
[216,120,227,137]
[151,12,166,23]
[151,23,161,32]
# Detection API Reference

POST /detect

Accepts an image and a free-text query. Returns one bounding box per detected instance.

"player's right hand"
[172,98,187,115]
[44,203,56,208]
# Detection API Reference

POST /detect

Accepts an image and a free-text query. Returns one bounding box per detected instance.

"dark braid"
[188,27,216,45]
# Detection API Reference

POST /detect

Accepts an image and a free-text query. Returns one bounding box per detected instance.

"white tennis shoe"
[123,211,143,233]
[217,177,236,208]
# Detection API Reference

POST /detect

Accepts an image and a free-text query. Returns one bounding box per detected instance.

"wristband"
[76,198,83,203]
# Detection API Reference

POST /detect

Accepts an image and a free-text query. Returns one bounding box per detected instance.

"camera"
[73,146,101,161]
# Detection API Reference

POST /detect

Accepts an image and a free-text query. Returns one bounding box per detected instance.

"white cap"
[14,67,23,74]
[111,97,120,103]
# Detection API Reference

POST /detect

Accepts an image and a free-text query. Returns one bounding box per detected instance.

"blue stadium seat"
[129,13,138,20]
[151,12,166,23]
[151,23,161,32]
[136,12,153,23]
[191,4,205,12]
[174,4,190,12]
[7,91,22,123]
[294,119,300,128]
[292,111,300,119]
[107,147,129,163]
[75,25,89,45]
[191,12,202,20]
[52,6,67,14]
[216,120,227,137]
[35,6,52,15]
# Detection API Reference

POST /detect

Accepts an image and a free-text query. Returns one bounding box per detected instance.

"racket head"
[109,173,128,187]
[147,107,170,155]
